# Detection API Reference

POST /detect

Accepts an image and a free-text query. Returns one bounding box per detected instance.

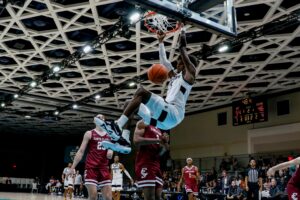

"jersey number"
[97,142,106,150]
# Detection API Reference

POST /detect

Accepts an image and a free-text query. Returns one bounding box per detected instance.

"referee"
[245,159,262,200]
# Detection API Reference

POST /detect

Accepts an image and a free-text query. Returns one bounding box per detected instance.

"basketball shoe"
[94,118,131,154]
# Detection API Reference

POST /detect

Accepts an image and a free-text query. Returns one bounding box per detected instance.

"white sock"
[117,114,128,128]
[122,129,131,144]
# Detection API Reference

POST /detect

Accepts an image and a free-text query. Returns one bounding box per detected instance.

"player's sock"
[122,129,131,144]
[117,114,128,128]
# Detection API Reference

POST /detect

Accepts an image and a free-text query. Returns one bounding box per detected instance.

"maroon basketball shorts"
[84,167,111,188]
[185,183,199,196]
[135,164,163,188]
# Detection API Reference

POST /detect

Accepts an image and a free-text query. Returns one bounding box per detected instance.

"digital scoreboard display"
[232,97,268,126]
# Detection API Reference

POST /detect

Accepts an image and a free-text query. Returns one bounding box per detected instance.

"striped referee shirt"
[246,168,260,183]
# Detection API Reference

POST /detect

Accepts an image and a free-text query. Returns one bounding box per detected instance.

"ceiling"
[0,0,299,135]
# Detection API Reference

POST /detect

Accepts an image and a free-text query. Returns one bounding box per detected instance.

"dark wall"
[0,132,83,183]
[0,132,136,184]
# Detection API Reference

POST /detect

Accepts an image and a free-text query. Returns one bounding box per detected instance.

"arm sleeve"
[159,43,174,72]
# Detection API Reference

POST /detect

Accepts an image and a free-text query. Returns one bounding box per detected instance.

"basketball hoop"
[143,11,180,34]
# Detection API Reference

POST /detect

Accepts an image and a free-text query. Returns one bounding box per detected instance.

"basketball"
[147,64,168,84]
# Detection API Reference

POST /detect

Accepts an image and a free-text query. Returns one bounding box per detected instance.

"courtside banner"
[64,146,84,163]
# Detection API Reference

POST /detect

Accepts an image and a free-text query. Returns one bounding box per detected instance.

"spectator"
[227,180,242,200]
[6,177,12,184]
[269,178,281,199]
[55,179,62,194]
[221,170,230,195]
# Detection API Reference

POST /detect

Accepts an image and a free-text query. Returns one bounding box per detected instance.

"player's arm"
[133,121,160,146]
[268,157,300,176]
[195,167,200,185]
[71,131,91,171]
[179,29,196,84]
[177,168,184,192]
[62,170,66,182]
[159,132,170,156]
[120,164,134,184]
[245,173,249,191]
[157,33,176,78]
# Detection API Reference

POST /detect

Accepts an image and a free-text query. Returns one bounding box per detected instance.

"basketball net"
[143,0,193,34]
[144,11,180,34]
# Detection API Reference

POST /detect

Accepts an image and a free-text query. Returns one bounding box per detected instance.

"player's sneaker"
[94,117,122,141]
[102,139,131,154]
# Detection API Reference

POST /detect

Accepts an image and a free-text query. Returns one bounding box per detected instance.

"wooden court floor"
[0,192,85,200]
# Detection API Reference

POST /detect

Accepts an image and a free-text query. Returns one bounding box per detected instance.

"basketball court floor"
[0,193,83,200]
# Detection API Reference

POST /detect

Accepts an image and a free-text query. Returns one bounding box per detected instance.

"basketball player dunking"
[267,157,300,200]
[178,158,200,200]
[95,28,199,154]
[111,155,133,200]
[70,114,113,200]
[134,120,169,200]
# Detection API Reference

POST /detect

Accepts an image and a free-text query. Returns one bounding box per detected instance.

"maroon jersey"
[85,129,111,169]
[288,167,300,187]
[183,165,198,186]
[287,167,300,200]
[135,125,162,169]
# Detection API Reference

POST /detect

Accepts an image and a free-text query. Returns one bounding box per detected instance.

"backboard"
[125,0,237,37]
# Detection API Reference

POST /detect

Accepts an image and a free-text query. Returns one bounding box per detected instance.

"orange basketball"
[147,64,168,84]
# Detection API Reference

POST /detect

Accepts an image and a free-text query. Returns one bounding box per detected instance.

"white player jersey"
[111,163,123,180]
[166,72,193,112]
[63,167,72,183]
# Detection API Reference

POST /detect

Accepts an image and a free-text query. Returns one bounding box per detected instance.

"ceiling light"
[218,45,229,53]
[25,115,31,119]
[14,94,19,99]
[53,65,61,73]
[129,12,141,24]
[30,81,37,88]
[129,82,136,87]
[54,111,59,115]
[72,104,78,109]
[244,12,250,17]
[0,102,5,107]
[83,45,93,53]
[95,94,101,100]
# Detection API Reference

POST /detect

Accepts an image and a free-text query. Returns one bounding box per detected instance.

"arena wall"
[171,91,300,159]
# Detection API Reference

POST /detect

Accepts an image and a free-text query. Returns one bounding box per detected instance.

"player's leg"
[155,186,163,200]
[68,187,73,200]
[94,87,151,142]
[99,168,112,200]
[118,87,152,128]
[101,185,112,200]
[115,191,121,200]
[187,192,195,200]
[143,187,156,200]
[85,168,102,200]
[63,185,68,200]
[85,184,98,200]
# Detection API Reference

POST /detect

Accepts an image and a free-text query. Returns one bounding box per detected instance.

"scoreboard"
[232,97,268,126]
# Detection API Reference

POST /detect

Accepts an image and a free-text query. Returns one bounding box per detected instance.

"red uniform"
[287,167,300,200]
[183,165,198,195]
[84,129,111,187]
[135,125,163,188]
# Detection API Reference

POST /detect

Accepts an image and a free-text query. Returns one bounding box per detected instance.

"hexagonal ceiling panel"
[0,0,299,134]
